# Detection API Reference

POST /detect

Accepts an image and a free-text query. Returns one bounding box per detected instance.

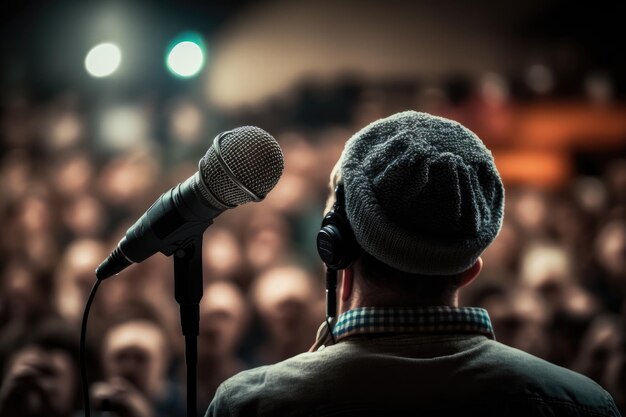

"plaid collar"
[333,306,495,341]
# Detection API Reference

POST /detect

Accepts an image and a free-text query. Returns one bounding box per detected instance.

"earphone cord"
[80,278,102,417]
[325,316,336,345]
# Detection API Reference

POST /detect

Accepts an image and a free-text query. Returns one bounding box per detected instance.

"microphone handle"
[96,175,223,279]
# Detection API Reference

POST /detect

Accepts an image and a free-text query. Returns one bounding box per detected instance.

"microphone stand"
[173,234,204,417]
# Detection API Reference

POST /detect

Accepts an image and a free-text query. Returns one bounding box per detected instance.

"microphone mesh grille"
[199,126,284,206]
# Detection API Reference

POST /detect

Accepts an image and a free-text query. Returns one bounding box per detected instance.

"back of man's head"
[336,111,504,295]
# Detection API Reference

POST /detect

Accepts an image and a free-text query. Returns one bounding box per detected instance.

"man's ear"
[341,267,354,302]
[458,257,483,288]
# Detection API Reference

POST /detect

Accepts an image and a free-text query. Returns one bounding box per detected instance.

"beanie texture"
[340,111,504,275]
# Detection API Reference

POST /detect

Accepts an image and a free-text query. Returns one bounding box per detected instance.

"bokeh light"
[99,105,149,151]
[85,42,122,78]
[166,32,206,78]
[480,73,509,106]
[169,101,203,144]
[525,64,554,94]
[585,72,613,104]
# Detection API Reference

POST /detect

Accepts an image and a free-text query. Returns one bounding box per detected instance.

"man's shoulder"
[478,339,617,412]
[221,348,333,392]
[206,339,620,417]
[479,339,598,385]
[205,350,331,416]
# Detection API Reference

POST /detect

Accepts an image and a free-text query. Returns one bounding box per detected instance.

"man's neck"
[339,288,459,315]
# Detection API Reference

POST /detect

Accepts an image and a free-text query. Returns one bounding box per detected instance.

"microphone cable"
[325,316,336,345]
[80,278,103,417]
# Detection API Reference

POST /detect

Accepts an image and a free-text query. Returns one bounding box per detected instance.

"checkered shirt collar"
[332,306,495,341]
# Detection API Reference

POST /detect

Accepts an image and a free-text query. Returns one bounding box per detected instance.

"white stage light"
[85,43,122,77]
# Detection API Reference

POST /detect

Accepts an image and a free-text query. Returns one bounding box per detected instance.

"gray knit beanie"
[340,111,504,275]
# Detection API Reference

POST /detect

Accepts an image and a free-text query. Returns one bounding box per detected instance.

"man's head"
[325,111,504,308]
[251,265,320,341]
[199,281,248,359]
[0,320,81,417]
[101,319,169,399]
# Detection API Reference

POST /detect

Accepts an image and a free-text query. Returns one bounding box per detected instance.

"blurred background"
[0,0,625,416]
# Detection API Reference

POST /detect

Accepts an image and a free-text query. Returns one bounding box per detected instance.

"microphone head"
[199,126,284,207]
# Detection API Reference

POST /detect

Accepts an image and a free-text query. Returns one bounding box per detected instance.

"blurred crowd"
[0,83,625,417]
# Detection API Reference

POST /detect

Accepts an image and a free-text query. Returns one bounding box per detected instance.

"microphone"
[95,126,284,280]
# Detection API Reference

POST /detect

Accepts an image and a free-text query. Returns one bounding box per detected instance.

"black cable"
[80,279,102,417]
[325,316,337,345]
[325,267,337,345]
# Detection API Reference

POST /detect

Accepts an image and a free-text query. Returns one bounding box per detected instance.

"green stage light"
[166,32,206,78]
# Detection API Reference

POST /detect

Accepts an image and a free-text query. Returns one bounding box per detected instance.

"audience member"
[250,265,323,365]
[93,317,184,417]
[0,320,82,417]
[197,281,249,407]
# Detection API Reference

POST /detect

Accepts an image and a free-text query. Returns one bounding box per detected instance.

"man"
[0,320,81,417]
[206,111,620,416]
[197,281,249,409]
[92,317,185,417]
[250,265,322,365]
